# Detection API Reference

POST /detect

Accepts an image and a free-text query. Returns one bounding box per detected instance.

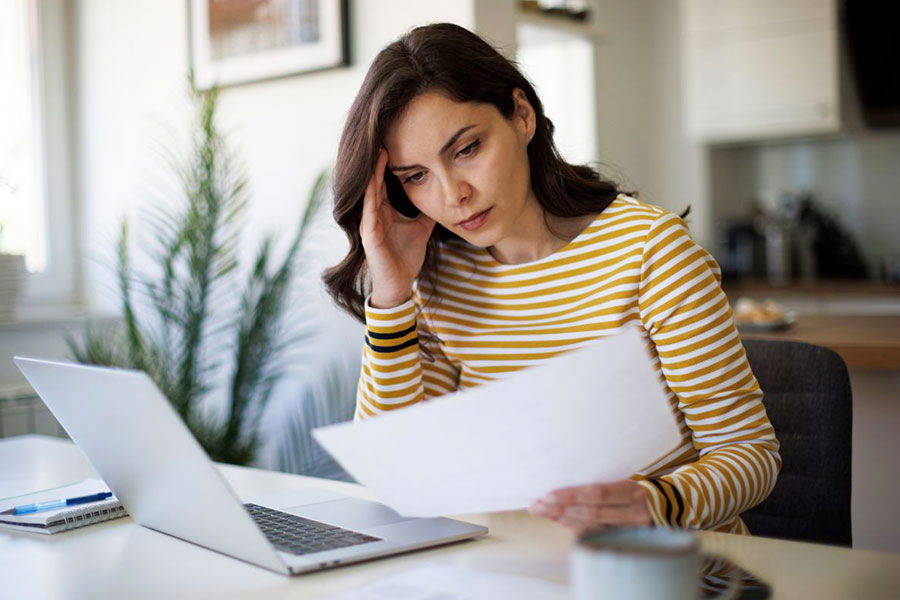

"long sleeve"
[634,212,782,531]
[355,294,461,421]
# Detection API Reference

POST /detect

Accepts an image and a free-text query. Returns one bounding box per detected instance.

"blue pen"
[9,492,113,515]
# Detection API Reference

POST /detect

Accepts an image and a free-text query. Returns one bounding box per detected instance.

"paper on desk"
[313,325,681,517]
[323,563,567,600]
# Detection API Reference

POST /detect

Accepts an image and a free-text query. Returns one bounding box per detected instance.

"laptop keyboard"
[244,503,382,556]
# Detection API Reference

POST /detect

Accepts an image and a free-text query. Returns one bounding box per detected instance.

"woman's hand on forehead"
[361,148,435,309]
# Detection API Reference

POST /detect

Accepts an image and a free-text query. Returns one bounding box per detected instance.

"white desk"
[2,435,899,599]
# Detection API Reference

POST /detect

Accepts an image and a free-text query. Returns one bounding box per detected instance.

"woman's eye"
[456,140,480,158]
[403,172,424,184]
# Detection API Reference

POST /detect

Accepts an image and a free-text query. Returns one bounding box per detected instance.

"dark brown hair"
[323,23,621,323]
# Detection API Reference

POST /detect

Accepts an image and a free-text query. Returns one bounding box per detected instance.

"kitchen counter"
[724,279,900,369]
[739,314,900,370]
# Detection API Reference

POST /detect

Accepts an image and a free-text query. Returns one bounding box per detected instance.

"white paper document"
[323,563,567,600]
[313,326,681,517]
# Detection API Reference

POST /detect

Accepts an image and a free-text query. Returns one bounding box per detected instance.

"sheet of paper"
[313,325,681,517]
[323,563,567,600]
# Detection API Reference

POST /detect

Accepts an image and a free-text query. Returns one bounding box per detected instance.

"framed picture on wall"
[189,0,350,89]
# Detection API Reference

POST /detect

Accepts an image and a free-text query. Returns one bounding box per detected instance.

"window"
[0,0,78,308]
[0,0,44,269]
[516,22,598,165]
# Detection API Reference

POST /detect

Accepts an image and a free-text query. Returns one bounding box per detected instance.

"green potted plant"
[68,81,329,465]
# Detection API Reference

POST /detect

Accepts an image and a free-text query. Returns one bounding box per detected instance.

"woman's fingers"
[416,213,437,237]
[529,480,652,532]
[375,147,388,192]
[360,149,389,238]
[548,480,645,505]
[546,504,651,534]
[378,179,390,218]
[529,499,644,520]
[559,503,651,526]
[361,176,375,223]
[529,499,561,519]
[372,148,389,219]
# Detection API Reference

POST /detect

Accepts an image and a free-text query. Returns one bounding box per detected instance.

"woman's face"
[383,89,538,250]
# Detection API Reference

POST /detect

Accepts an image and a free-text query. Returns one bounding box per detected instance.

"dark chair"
[739,339,853,546]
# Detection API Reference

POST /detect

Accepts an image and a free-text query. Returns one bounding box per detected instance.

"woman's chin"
[453,228,498,248]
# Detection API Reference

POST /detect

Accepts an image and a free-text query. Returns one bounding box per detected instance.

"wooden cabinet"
[683,0,841,142]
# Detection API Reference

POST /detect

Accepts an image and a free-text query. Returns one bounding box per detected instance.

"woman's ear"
[511,87,536,144]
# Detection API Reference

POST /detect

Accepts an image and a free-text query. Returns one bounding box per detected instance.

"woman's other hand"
[528,480,653,535]
[361,148,435,308]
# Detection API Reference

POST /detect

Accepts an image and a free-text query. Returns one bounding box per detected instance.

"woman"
[324,23,780,536]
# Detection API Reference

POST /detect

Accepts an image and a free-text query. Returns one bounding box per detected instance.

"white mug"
[571,527,736,600]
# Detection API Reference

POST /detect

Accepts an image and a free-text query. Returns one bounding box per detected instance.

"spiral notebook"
[0,478,127,534]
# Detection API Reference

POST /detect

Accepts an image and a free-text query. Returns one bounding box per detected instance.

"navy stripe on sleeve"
[647,478,684,526]
[365,336,419,353]
[366,324,417,340]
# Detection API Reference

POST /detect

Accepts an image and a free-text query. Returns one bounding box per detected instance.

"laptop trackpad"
[284,498,410,531]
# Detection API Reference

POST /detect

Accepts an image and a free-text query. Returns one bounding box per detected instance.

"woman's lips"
[458,207,492,231]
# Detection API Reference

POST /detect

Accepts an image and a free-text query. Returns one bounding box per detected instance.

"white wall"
[589,0,711,244]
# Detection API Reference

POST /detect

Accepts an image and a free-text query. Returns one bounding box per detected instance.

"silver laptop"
[13,356,487,575]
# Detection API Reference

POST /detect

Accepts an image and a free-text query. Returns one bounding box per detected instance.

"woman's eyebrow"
[389,124,478,172]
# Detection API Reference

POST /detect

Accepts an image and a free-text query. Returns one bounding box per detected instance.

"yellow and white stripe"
[356,195,781,534]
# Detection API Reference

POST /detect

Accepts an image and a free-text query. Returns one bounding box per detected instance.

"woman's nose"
[442,177,472,207]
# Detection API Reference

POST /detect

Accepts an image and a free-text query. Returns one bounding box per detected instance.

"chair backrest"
[739,339,853,546]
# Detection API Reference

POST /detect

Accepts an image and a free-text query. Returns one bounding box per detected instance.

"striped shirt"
[357,195,781,534]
